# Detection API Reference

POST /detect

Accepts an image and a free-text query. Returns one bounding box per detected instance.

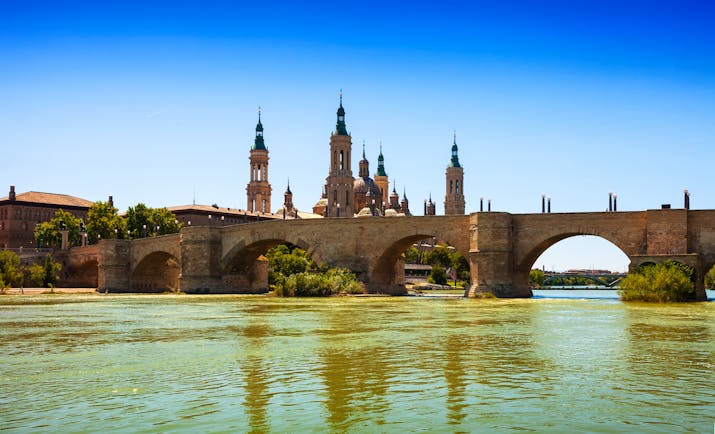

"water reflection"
[240,322,271,433]
[623,305,715,425]
[1,296,714,432]
[443,334,467,426]
[319,304,392,431]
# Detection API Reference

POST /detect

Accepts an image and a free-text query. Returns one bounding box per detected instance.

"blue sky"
[2,1,714,271]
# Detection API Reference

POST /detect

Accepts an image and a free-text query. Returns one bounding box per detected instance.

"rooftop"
[0,191,94,208]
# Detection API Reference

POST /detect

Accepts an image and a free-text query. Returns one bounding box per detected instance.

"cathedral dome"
[353,176,382,197]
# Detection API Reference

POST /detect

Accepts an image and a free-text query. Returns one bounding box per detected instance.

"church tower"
[326,93,354,217]
[424,194,436,216]
[444,133,465,215]
[246,109,272,213]
[374,144,389,207]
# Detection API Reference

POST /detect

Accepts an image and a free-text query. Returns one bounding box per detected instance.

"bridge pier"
[97,240,130,292]
[465,212,532,298]
[179,227,224,293]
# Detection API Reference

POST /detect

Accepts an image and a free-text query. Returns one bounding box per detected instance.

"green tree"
[428,264,447,285]
[150,207,181,236]
[0,250,23,288]
[449,251,470,281]
[34,209,82,249]
[266,244,315,285]
[87,201,127,242]
[403,246,420,264]
[705,266,715,289]
[27,254,61,288]
[426,244,452,268]
[529,269,545,287]
[126,203,181,238]
[618,262,695,302]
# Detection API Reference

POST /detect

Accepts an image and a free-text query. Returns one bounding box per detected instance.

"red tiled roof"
[0,191,94,208]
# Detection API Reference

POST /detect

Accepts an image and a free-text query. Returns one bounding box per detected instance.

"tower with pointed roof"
[246,109,272,213]
[389,183,400,211]
[444,133,465,215]
[400,189,411,215]
[424,194,436,216]
[326,93,355,217]
[374,144,389,207]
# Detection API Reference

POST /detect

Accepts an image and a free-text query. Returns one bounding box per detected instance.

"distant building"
[168,204,280,227]
[0,185,93,248]
[444,134,465,215]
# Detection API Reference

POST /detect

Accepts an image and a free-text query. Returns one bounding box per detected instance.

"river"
[1,293,714,433]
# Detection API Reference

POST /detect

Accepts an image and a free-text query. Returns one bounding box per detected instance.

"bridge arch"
[515,233,632,290]
[371,233,470,291]
[132,251,181,292]
[222,237,323,292]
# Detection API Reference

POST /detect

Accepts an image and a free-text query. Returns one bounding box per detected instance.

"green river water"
[1,293,714,433]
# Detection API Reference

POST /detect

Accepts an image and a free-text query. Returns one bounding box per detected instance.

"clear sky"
[2,1,714,272]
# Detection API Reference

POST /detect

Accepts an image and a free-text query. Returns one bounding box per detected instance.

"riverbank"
[2,287,98,295]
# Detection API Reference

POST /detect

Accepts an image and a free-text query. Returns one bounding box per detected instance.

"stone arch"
[371,233,470,292]
[514,233,631,290]
[222,237,322,293]
[131,251,180,292]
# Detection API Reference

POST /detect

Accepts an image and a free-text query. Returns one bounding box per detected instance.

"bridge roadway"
[88,208,715,300]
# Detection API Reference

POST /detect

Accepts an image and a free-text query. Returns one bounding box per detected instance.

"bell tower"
[326,92,354,217]
[444,133,465,215]
[374,143,389,207]
[246,108,272,213]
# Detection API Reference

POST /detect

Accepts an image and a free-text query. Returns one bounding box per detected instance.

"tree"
[34,209,82,249]
[126,203,181,238]
[704,266,715,289]
[449,251,470,281]
[87,200,126,242]
[403,246,420,264]
[428,264,447,285]
[426,244,452,268]
[27,254,61,288]
[150,207,181,236]
[529,269,545,287]
[618,262,695,302]
[0,250,23,288]
[266,244,314,285]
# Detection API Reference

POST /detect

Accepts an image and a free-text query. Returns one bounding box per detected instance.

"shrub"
[273,268,365,297]
[428,264,447,285]
[618,262,695,302]
[0,250,23,288]
[529,269,545,287]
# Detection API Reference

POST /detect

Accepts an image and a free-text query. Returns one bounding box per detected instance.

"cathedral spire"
[449,131,460,168]
[358,141,369,178]
[253,106,266,150]
[336,90,348,136]
[376,142,387,177]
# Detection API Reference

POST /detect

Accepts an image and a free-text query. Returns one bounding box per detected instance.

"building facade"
[0,186,93,249]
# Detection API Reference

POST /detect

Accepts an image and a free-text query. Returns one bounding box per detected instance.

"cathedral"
[247,95,464,219]
[312,95,415,218]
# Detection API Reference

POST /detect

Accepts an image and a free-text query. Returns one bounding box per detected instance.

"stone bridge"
[84,208,715,299]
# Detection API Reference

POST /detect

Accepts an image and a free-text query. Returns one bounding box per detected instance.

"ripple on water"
[0,295,714,432]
